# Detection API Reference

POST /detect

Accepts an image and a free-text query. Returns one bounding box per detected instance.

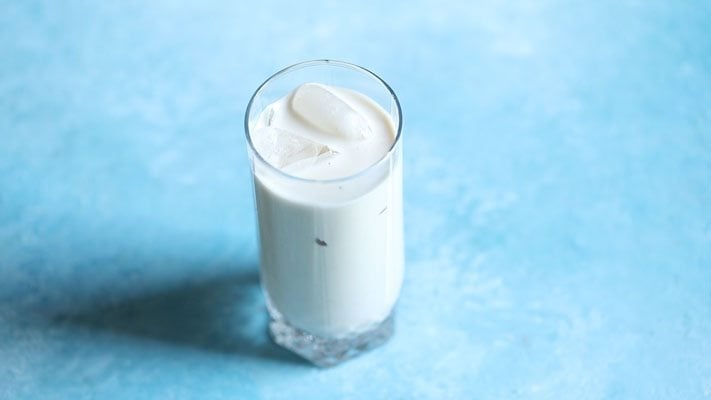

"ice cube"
[252,126,333,169]
[291,83,372,140]
[262,105,275,127]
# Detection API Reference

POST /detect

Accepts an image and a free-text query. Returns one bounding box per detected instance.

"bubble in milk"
[290,83,372,140]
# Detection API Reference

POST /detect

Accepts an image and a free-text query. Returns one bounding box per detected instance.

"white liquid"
[251,84,403,337]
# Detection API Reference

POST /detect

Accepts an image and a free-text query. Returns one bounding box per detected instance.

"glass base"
[268,312,394,368]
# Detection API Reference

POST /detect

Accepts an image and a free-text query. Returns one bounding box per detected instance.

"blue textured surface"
[1,1,710,398]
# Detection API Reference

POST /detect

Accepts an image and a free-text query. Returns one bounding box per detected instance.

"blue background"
[1,1,710,398]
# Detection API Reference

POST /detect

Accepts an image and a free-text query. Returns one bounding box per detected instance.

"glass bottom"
[268,310,394,368]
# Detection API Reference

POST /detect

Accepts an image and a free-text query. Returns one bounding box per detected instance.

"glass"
[244,60,403,367]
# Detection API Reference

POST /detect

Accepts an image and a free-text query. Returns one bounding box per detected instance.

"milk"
[249,83,403,338]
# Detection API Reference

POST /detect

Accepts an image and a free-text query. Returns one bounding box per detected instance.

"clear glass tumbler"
[244,60,403,367]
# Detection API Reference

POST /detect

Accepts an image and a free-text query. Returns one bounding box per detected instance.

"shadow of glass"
[49,268,305,366]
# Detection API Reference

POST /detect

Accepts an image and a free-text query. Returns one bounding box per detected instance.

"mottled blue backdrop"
[1,1,709,399]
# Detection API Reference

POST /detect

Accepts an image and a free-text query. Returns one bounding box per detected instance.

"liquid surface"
[252,83,396,180]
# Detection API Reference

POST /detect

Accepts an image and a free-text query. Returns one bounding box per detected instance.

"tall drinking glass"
[244,60,403,367]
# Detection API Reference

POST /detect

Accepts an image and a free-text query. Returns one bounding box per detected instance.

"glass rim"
[244,59,403,184]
